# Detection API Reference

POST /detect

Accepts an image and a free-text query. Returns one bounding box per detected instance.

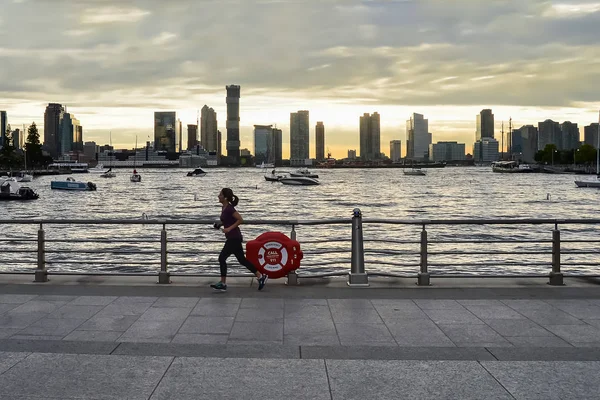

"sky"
[1,0,600,158]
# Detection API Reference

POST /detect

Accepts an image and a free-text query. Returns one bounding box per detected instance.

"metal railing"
[1,210,600,287]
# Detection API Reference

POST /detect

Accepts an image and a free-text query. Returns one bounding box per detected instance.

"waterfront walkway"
[1,275,600,399]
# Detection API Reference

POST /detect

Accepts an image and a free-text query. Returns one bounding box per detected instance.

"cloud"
[80,6,151,24]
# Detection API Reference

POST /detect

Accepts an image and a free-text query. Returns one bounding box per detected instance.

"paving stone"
[18,318,86,337]
[0,353,172,399]
[236,307,283,322]
[178,316,234,335]
[373,304,430,320]
[197,297,242,305]
[284,298,328,307]
[0,352,29,374]
[152,297,199,308]
[484,318,554,337]
[501,299,552,311]
[92,302,152,317]
[0,304,18,315]
[9,301,65,314]
[301,346,496,361]
[335,323,396,346]
[284,333,340,346]
[48,305,104,320]
[386,320,455,347]
[240,298,283,309]
[326,360,513,399]
[423,309,484,324]
[506,336,573,347]
[9,335,66,341]
[68,296,117,306]
[0,295,37,304]
[229,322,283,342]
[138,307,191,321]
[370,299,418,307]
[414,300,466,310]
[284,317,337,335]
[77,315,140,332]
[171,334,228,344]
[112,296,158,304]
[328,299,374,310]
[438,324,512,347]
[190,302,240,317]
[0,328,21,339]
[114,343,299,359]
[488,347,600,361]
[514,309,584,326]
[457,300,504,306]
[331,308,383,324]
[62,330,123,342]
[545,325,600,343]
[150,357,329,400]
[552,304,600,319]
[0,340,118,355]
[0,312,46,329]
[34,295,77,302]
[284,305,332,319]
[482,361,600,399]
[463,305,526,320]
[119,320,185,342]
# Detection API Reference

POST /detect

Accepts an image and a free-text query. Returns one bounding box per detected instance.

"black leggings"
[219,238,258,277]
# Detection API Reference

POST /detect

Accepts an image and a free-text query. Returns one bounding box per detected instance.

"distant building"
[473,137,499,162]
[315,122,325,161]
[389,140,401,162]
[83,141,98,162]
[240,148,251,156]
[226,85,241,165]
[253,125,272,164]
[11,128,23,150]
[271,128,283,166]
[44,103,65,158]
[406,113,430,160]
[290,110,310,165]
[347,149,357,159]
[537,119,561,150]
[200,105,218,153]
[359,112,381,161]
[0,111,6,148]
[560,121,579,150]
[429,141,465,162]
[515,125,539,163]
[476,109,494,140]
[59,112,82,154]
[154,111,177,152]
[584,123,600,148]
[176,119,182,152]
[187,124,198,150]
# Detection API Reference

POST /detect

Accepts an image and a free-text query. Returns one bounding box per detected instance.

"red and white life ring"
[246,232,303,279]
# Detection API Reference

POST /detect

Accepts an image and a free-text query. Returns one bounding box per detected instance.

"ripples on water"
[1,167,599,276]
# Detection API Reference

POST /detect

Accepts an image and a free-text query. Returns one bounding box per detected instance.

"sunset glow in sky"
[1,0,600,158]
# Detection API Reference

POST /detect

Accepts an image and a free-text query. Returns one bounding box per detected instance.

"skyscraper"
[271,128,283,166]
[315,122,325,161]
[584,123,600,148]
[537,119,561,150]
[226,85,241,165]
[187,124,198,150]
[44,103,64,158]
[406,113,430,160]
[154,111,177,152]
[0,111,6,148]
[200,105,218,153]
[253,125,272,164]
[560,121,579,150]
[516,125,538,163]
[390,140,401,162]
[428,142,465,162]
[176,119,182,153]
[59,112,81,154]
[476,109,494,140]
[473,137,499,162]
[290,110,309,162]
[359,112,381,161]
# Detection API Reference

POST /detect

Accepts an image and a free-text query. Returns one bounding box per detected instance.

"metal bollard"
[158,224,171,284]
[549,227,563,286]
[34,223,48,282]
[417,226,430,286]
[348,208,369,286]
[286,225,299,286]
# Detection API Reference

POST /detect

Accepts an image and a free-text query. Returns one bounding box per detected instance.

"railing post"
[348,208,369,287]
[34,223,48,282]
[549,226,563,285]
[417,225,430,286]
[158,224,170,284]
[286,224,299,286]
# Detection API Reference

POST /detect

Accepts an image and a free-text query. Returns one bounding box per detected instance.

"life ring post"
[348,208,369,287]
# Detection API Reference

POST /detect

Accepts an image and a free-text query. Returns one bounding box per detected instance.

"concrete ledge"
[489,347,600,361]
[112,342,300,359]
[301,346,497,361]
[0,339,118,355]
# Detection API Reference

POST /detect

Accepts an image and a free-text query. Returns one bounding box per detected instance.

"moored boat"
[289,168,319,178]
[187,168,207,177]
[280,176,320,185]
[51,177,97,191]
[0,179,39,200]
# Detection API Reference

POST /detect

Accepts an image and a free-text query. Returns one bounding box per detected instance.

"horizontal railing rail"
[1,211,599,286]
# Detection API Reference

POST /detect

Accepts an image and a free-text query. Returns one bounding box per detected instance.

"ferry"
[48,162,89,173]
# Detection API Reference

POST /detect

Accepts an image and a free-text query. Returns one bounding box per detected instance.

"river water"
[1,167,599,276]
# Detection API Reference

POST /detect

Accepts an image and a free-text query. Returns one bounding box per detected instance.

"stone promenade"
[1,275,600,399]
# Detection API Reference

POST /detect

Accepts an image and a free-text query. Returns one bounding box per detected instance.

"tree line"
[0,123,53,170]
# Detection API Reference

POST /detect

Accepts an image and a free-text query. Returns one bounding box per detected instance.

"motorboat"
[492,161,534,173]
[51,177,97,191]
[289,168,319,178]
[280,176,320,185]
[403,168,427,176]
[88,164,108,173]
[187,168,207,177]
[13,171,33,182]
[575,176,600,188]
[264,170,285,182]
[100,168,116,178]
[130,170,142,182]
[0,179,39,201]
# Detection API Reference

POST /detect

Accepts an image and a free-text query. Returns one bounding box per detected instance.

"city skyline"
[1,1,600,157]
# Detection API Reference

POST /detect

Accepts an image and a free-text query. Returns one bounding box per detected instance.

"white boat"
[88,164,108,173]
[256,161,275,169]
[280,176,320,185]
[289,168,319,178]
[187,168,207,177]
[0,179,39,201]
[265,170,285,182]
[492,161,534,173]
[403,168,427,176]
[48,162,89,173]
[575,111,600,188]
[13,171,33,182]
[51,177,97,191]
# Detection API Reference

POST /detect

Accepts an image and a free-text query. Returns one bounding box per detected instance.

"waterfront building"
[187,124,198,150]
[537,119,561,150]
[44,103,65,158]
[226,85,241,165]
[200,105,218,153]
[560,121,579,150]
[389,140,401,162]
[473,137,499,162]
[360,112,381,161]
[253,125,272,164]
[406,113,430,160]
[428,141,465,162]
[584,123,599,148]
[348,149,357,159]
[290,110,309,165]
[154,111,177,152]
[271,127,283,166]
[316,122,325,161]
[476,109,494,140]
